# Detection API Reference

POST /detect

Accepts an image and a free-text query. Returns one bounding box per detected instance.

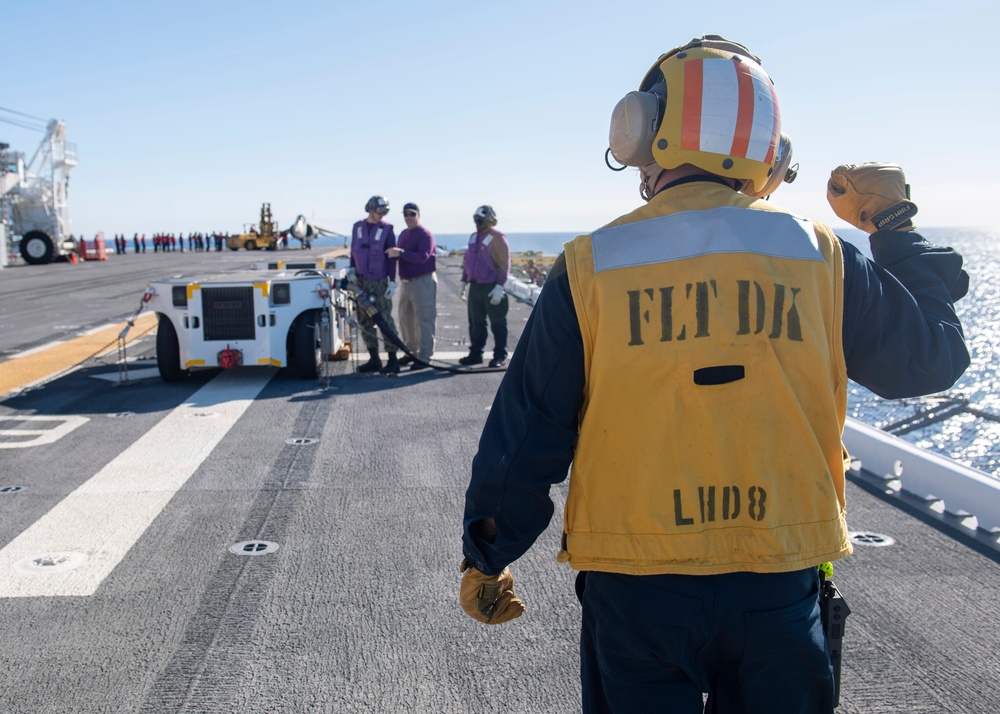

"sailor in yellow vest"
[459,35,970,713]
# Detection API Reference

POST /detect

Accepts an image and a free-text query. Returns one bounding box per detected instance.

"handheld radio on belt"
[818,562,851,707]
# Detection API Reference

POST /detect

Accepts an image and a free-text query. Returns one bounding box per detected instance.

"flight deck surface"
[0,249,997,712]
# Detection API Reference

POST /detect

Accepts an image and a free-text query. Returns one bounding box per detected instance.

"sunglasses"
[403,211,418,217]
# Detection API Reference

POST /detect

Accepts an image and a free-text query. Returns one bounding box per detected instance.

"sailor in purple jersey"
[460,205,511,368]
[350,195,401,375]
[385,203,437,369]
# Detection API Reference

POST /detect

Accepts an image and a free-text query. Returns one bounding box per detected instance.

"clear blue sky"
[2,0,996,237]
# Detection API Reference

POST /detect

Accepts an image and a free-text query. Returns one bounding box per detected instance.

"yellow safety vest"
[560,182,852,575]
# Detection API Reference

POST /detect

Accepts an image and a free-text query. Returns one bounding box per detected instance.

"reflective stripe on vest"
[591,206,823,273]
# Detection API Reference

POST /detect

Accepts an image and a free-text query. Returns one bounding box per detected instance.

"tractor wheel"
[291,310,323,379]
[156,314,188,381]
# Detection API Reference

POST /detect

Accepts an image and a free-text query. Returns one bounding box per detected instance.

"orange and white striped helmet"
[641,36,781,197]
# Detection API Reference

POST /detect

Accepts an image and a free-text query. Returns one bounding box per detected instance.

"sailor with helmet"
[459,35,970,712]
[351,195,401,375]
[459,205,511,368]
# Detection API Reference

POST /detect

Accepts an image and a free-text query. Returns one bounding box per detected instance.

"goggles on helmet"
[365,195,390,215]
[473,205,497,224]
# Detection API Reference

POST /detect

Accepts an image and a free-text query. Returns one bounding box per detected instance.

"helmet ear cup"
[609,91,661,167]
[742,133,796,198]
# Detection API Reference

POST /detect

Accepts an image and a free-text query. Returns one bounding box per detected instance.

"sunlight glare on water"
[847,228,1000,477]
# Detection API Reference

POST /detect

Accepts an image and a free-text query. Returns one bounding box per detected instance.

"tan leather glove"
[827,163,917,233]
[459,558,525,625]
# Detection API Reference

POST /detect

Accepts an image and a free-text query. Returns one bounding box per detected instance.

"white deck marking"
[79,323,117,336]
[0,368,275,598]
[8,341,67,359]
[0,415,90,449]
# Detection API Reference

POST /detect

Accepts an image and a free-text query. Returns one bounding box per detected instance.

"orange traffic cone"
[70,253,77,264]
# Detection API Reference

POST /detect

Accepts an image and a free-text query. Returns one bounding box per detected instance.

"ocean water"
[846,228,1000,477]
[433,232,580,255]
[312,231,581,255]
[320,228,1000,476]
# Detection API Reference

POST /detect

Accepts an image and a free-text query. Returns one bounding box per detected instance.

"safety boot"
[357,350,382,373]
[458,351,483,366]
[381,352,401,375]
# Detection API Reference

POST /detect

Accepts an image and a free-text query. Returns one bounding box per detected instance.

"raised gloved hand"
[385,281,396,299]
[460,282,469,301]
[827,163,917,233]
[459,558,525,625]
[488,284,505,305]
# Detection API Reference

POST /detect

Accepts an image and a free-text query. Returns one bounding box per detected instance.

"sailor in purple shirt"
[350,195,401,375]
[460,205,511,368]
[385,203,437,370]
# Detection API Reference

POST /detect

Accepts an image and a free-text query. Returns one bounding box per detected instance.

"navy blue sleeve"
[841,230,970,399]
[461,256,584,575]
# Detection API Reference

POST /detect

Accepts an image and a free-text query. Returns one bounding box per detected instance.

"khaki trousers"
[398,272,437,360]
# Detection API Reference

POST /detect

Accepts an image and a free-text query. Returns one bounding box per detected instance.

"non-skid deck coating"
[0,248,997,713]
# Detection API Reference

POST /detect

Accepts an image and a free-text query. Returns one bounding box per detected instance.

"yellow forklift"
[226,203,282,251]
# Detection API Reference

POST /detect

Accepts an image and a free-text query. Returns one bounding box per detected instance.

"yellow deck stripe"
[0,312,159,395]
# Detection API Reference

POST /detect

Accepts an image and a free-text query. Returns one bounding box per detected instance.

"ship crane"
[0,108,78,265]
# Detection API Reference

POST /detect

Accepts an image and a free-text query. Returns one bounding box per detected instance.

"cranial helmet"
[365,195,390,215]
[473,205,497,226]
[608,35,794,200]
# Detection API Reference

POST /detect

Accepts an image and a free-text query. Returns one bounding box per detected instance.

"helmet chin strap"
[639,163,665,202]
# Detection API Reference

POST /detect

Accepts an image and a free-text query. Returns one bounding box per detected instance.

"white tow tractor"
[145,261,354,381]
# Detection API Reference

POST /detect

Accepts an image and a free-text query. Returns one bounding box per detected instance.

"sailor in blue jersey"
[459,36,970,714]
[350,195,400,375]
